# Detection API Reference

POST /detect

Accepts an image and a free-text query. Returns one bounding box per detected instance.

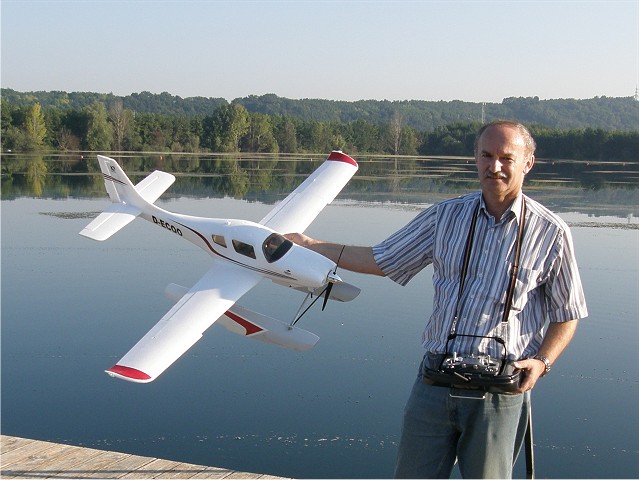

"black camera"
[422,352,522,394]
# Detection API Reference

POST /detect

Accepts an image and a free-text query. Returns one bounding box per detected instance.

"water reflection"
[1,155,638,478]
[1,152,637,219]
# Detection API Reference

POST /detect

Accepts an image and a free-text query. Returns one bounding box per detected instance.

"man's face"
[475,125,534,202]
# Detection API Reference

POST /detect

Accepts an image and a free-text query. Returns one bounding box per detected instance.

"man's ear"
[524,155,535,174]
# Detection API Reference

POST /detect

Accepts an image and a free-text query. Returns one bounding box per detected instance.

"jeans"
[394,376,530,479]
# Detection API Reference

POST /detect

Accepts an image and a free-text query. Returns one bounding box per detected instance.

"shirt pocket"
[508,264,542,312]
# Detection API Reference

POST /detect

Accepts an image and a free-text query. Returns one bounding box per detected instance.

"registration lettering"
[152,216,183,236]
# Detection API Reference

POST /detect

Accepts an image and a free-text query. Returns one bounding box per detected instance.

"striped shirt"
[372,191,588,360]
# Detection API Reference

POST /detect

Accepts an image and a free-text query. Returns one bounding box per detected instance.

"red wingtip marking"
[107,365,152,381]
[327,150,358,167]
[224,310,264,336]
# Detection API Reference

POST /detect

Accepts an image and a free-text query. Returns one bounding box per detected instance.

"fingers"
[512,359,544,393]
[284,232,311,245]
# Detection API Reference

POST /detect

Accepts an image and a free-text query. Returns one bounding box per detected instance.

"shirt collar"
[478,193,525,224]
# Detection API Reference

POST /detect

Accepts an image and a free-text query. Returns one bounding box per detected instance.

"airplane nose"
[326,271,342,283]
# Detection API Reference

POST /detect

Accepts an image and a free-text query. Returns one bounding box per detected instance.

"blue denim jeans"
[394,375,530,479]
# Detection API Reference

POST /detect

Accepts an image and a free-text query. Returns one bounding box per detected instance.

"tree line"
[1,98,638,162]
[4,88,639,131]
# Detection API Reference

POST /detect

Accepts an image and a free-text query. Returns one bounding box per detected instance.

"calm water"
[2,153,638,478]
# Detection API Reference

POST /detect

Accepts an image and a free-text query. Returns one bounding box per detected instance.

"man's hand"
[512,358,547,393]
[512,319,579,394]
[284,232,315,248]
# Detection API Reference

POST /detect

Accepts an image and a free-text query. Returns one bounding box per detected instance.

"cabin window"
[232,240,256,259]
[262,233,293,263]
[212,235,227,247]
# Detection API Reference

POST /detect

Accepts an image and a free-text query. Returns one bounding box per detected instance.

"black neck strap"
[501,198,527,324]
[451,197,527,333]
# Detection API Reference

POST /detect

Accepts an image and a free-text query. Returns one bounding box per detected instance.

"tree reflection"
[0,152,636,219]
[25,156,47,196]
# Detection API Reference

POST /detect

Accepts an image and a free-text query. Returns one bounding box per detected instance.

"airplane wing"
[135,170,176,204]
[80,202,142,241]
[259,151,358,234]
[106,262,262,383]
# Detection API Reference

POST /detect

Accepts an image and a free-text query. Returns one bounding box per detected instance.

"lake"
[1,152,638,478]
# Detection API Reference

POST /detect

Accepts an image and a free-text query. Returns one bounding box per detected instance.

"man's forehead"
[478,126,527,150]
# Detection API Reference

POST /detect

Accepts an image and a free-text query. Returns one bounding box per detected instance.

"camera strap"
[449,196,527,341]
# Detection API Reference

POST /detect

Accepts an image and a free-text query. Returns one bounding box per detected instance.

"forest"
[1,88,638,162]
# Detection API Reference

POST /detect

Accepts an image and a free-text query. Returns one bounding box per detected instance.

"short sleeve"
[372,206,437,286]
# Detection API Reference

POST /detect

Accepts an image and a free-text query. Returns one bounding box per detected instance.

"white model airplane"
[80,151,360,383]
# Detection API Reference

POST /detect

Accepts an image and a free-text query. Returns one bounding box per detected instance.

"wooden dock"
[1,435,289,479]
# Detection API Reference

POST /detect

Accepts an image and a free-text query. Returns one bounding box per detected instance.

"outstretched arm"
[285,233,385,277]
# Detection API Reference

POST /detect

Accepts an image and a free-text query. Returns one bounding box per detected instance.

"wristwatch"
[531,354,551,376]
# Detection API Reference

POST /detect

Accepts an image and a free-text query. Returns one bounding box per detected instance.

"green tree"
[243,112,279,153]
[24,103,47,150]
[298,121,336,153]
[273,116,297,153]
[205,104,250,152]
[389,111,404,155]
[346,120,381,153]
[108,99,133,151]
[170,115,201,153]
[582,128,610,161]
[400,127,419,155]
[133,113,161,151]
[1,101,24,151]
[85,102,113,150]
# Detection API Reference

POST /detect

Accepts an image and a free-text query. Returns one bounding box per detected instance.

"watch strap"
[531,354,551,376]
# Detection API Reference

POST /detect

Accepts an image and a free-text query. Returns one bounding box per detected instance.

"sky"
[1,0,638,103]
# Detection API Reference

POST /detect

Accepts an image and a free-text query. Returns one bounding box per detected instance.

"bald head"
[474,121,536,158]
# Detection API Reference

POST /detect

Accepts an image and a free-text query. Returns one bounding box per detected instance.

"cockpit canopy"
[212,232,293,263]
[262,233,293,263]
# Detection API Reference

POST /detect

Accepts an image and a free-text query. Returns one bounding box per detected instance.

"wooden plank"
[61,450,138,479]
[226,473,270,479]
[227,472,283,479]
[120,457,182,478]
[154,461,218,479]
[1,438,60,469]
[1,443,79,479]
[0,436,291,479]
[190,465,245,479]
[86,452,156,479]
[22,444,105,477]
[0,436,37,455]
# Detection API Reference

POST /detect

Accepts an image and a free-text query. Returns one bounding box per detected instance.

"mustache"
[485,172,507,179]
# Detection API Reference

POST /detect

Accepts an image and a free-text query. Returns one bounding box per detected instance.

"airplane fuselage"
[138,204,336,291]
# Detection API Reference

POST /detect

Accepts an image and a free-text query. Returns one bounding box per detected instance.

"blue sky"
[1,0,637,102]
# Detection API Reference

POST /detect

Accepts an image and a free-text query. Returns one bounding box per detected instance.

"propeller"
[322,246,346,311]
[322,270,342,311]
[290,246,347,326]
[322,284,333,311]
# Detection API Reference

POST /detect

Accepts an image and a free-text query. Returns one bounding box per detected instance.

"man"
[286,120,587,478]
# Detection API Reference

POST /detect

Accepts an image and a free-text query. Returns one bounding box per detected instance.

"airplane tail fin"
[99,155,131,204]
[79,155,175,241]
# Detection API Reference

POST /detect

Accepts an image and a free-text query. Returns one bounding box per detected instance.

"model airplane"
[80,151,360,383]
